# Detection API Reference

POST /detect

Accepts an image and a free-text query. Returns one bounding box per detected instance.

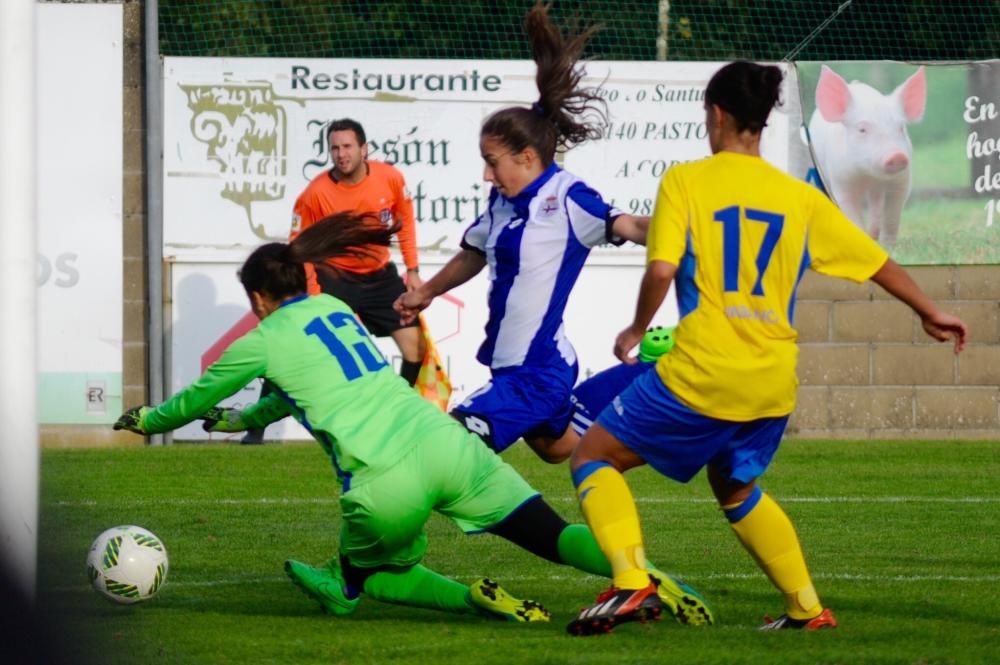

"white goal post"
[0,0,38,599]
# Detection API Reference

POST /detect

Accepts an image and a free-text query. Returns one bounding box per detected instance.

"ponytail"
[481,1,607,164]
[240,213,399,300]
[526,2,606,150]
[289,213,398,267]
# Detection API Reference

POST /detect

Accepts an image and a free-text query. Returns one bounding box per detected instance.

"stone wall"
[789,267,1000,439]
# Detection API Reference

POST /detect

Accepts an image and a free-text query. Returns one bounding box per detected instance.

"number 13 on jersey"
[305,311,388,380]
[713,205,785,296]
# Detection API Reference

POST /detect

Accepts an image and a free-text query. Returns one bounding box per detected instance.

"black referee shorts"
[316,263,418,337]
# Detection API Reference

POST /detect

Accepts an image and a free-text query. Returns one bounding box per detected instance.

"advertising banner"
[163,58,790,256]
[162,58,793,440]
[37,4,123,424]
[796,60,1000,264]
[163,59,534,254]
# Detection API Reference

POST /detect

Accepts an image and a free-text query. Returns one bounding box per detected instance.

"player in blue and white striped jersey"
[391,4,712,624]
[395,3,648,464]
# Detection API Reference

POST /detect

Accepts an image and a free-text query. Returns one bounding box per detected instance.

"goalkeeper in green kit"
[115,212,712,625]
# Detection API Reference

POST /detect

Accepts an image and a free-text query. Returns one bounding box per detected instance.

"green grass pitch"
[37,439,999,664]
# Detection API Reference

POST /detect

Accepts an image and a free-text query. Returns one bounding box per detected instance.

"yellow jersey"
[647,151,888,420]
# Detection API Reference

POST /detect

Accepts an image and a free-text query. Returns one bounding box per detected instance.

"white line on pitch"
[551,495,1000,504]
[53,570,1000,595]
[47,495,1000,508]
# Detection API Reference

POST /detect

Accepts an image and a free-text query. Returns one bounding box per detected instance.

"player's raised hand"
[201,407,248,433]
[113,406,151,434]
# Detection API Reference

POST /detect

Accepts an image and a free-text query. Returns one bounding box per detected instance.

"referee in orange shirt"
[242,118,425,443]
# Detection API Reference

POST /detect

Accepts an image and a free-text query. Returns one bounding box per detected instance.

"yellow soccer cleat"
[467,578,551,622]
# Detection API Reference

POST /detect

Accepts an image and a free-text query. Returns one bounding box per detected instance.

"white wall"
[37,3,123,424]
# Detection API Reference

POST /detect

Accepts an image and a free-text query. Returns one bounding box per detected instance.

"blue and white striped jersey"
[461,164,622,370]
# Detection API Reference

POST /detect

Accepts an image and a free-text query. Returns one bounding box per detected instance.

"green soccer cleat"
[284,559,359,616]
[647,569,716,626]
[113,405,152,434]
[200,406,248,434]
[467,578,551,622]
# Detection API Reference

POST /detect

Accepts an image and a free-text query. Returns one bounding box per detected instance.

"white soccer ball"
[86,525,169,604]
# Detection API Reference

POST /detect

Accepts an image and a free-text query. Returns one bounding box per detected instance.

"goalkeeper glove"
[201,407,248,433]
[113,406,152,434]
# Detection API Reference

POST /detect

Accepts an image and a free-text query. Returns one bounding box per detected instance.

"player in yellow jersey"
[566,61,968,636]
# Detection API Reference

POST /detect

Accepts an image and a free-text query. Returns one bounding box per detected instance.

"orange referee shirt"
[291,160,418,294]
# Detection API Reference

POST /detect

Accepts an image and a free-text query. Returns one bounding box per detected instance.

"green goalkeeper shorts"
[339,425,539,569]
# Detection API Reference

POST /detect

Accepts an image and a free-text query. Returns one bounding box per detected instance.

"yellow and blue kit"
[597,152,888,482]
[648,151,888,421]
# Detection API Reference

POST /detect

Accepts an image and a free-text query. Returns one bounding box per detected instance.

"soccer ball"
[86,525,169,604]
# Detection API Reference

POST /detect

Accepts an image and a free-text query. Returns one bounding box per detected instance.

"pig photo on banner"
[795,60,1000,265]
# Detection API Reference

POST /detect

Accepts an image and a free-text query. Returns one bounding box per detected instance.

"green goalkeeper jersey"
[144,294,449,486]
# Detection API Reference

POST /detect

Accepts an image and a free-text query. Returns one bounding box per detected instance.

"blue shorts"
[596,369,789,484]
[451,361,578,453]
[570,361,655,435]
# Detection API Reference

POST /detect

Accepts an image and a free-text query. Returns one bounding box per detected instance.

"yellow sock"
[573,462,650,590]
[724,487,822,620]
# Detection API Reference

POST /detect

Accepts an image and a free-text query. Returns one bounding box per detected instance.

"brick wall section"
[788,268,1000,440]
[118,0,147,446]
[40,0,145,448]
